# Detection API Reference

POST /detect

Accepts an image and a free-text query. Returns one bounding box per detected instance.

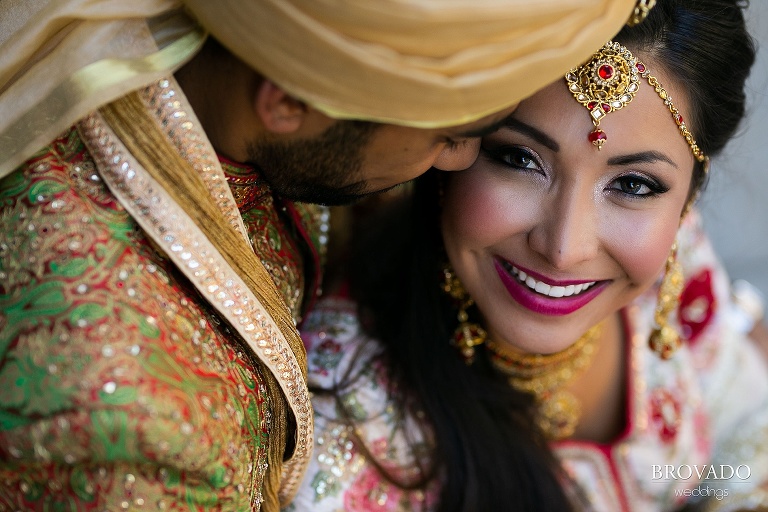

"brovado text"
[652,464,751,481]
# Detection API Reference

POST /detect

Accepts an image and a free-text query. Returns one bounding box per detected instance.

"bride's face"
[441,56,696,354]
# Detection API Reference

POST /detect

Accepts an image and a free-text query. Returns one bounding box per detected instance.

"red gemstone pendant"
[588,129,607,149]
[598,64,614,80]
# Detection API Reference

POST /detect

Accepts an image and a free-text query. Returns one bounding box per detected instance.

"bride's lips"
[493,258,608,316]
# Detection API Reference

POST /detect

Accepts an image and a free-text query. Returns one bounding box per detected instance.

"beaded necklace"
[486,323,603,440]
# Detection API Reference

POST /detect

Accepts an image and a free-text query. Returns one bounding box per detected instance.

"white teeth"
[549,286,565,298]
[507,263,596,298]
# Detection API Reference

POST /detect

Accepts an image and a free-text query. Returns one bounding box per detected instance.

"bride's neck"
[567,311,628,444]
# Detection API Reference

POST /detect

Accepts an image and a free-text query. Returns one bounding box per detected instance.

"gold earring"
[649,243,684,359]
[626,0,657,27]
[442,264,487,364]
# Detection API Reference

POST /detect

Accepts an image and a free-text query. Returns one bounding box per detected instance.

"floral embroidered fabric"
[220,158,327,323]
[292,212,768,512]
[0,128,326,509]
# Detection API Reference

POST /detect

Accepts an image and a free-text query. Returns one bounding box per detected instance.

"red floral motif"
[649,388,682,443]
[343,437,435,511]
[678,269,716,343]
[306,336,343,377]
[692,407,712,459]
[318,338,342,354]
[344,466,405,512]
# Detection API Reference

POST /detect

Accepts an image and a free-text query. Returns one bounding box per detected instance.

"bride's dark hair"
[319,1,755,510]
[616,0,754,199]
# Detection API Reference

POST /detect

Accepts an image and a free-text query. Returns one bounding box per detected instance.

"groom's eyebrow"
[503,117,560,152]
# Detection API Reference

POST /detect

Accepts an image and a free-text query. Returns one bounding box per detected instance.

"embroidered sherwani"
[291,212,768,512]
[0,81,325,509]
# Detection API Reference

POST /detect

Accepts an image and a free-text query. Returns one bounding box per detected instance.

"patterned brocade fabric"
[220,158,327,323]
[0,128,326,509]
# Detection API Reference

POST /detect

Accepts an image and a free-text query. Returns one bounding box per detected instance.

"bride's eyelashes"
[481,144,544,174]
[608,173,669,198]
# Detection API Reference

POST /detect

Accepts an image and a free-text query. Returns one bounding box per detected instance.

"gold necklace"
[486,324,603,440]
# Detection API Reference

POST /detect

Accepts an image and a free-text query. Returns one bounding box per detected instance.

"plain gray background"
[700,1,768,298]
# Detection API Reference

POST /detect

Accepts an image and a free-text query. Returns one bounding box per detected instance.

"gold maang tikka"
[566,41,707,164]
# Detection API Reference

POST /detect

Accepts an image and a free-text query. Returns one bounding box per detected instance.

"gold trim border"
[138,79,249,243]
[78,111,313,505]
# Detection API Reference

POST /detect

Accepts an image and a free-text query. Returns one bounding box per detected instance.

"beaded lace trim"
[78,78,313,504]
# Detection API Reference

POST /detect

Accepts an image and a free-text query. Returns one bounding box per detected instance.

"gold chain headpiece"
[565,41,707,163]
[486,323,603,440]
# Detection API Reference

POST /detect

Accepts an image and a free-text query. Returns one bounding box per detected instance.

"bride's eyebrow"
[606,151,678,168]
[454,111,518,138]
[500,118,559,152]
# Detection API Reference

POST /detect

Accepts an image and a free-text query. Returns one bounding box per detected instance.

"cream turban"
[0,0,637,175]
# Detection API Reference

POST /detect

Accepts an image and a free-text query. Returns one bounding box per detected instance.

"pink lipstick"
[493,258,607,316]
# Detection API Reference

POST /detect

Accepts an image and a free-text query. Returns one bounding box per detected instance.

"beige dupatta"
[79,80,313,507]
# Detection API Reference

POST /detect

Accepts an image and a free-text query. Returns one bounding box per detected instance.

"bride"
[289,0,766,510]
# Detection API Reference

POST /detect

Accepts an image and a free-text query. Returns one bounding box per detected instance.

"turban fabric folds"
[185,0,637,127]
[1,0,635,175]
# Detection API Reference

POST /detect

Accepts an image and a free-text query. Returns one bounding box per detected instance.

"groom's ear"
[254,79,307,134]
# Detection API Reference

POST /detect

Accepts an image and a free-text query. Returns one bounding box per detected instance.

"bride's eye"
[609,174,668,197]
[482,145,542,172]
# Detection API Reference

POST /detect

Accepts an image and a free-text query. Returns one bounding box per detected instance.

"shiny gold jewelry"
[649,243,684,359]
[626,0,657,27]
[442,264,487,364]
[566,41,707,164]
[486,323,603,440]
[643,73,707,164]
[565,41,639,150]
